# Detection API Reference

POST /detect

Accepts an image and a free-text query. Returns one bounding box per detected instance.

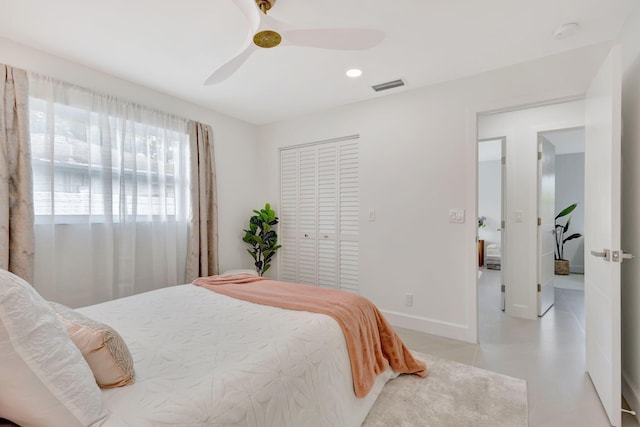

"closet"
[279,136,359,292]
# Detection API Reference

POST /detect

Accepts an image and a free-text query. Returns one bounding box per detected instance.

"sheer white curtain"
[28,74,191,307]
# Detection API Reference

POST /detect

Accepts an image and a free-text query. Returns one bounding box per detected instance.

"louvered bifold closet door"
[297,147,318,285]
[279,136,359,292]
[280,150,299,283]
[317,143,338,288]
[338,140,359,292]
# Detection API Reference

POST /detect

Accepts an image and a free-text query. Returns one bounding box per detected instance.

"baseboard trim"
[570,264,584,274]
[623,371,640,423]
[380,309,474,343]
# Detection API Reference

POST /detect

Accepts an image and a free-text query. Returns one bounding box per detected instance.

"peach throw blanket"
[192,273,427,398]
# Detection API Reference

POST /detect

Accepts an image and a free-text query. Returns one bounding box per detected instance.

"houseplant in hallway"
[554,203,582,275]
[243,203,282,276]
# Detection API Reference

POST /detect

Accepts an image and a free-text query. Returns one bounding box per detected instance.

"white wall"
[554,152,585,273]
[257,43,610,342]
[0,37,261,283]
[618,3,640,420]
[478,159,501,247]
[478,100,585,319]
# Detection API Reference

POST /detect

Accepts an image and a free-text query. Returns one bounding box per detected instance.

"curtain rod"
[27,70,191,124]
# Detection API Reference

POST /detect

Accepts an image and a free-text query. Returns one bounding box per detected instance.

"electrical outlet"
[405,293,413,307]
[368,208,375,221]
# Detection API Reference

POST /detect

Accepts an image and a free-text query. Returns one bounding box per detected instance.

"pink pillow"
[50,302,135,388]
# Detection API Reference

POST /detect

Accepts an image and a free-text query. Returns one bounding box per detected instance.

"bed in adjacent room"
[0,269,425,427]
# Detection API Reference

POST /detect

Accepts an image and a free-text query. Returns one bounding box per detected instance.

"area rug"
[363,352,528,427]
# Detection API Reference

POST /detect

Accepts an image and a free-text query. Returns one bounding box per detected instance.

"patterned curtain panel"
[0,65,34,282]
[186,121,219,281]
[28,73,191,307]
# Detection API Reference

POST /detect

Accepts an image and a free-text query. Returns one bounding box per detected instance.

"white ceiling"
[0,0,636,125]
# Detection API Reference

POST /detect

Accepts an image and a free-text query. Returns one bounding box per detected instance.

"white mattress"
[77,285,396,426]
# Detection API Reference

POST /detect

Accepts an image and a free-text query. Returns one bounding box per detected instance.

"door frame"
[537,136,556,317]
[477,137,507,311]
[470,94,585,343]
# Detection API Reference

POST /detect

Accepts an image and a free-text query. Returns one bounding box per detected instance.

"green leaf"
[555,203,577,220]
[563,216,572,233]
[563,233,582,244]
[244,204,281,275]
[263,263,271,274]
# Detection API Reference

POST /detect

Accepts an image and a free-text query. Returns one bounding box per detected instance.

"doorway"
[477,138,506,313]
[476,99,585,320]
[472,48,623,426]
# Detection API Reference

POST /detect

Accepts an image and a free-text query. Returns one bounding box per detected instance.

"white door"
[500,139,506,311]
[584,46,623,427]
[298,146,318,286]
[538,139,555,316]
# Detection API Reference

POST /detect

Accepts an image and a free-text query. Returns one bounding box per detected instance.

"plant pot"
[555,260,570,275]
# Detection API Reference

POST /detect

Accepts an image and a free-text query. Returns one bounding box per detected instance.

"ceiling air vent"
[371,79,405,92]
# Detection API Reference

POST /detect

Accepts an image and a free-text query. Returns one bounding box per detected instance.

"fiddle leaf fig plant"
[243,203,282,276]
[555,203,582,261]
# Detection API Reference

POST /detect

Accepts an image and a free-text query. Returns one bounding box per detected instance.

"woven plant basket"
[555,260,570,275]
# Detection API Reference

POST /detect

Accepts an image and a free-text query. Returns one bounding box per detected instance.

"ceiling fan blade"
[232,0,261,33]
[204,43,258,85]
[281,28,385,50]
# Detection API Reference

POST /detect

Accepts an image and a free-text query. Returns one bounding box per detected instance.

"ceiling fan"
[204,0,385,85]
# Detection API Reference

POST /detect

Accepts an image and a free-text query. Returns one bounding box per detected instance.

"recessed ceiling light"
[552,23,579,40]
[346,68,363,78]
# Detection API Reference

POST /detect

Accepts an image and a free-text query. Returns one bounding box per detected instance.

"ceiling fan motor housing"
[254,30,282,48]
[255,0,275,13]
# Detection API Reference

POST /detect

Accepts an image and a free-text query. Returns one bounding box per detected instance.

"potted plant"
[243,203,282,276]
[554,203,582,275]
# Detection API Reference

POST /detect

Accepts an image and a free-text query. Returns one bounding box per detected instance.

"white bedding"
[77,285,396,426]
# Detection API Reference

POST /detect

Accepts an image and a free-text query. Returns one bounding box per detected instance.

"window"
[29,91,190,224]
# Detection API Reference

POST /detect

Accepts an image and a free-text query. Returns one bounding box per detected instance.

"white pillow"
[0,269,107,427]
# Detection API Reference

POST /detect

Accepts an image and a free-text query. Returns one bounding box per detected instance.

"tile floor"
[394,268,638,427]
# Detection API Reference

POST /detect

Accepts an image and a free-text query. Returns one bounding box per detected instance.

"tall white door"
[584,46,623,427]
[500,139,506,311]
[537,139,555,316]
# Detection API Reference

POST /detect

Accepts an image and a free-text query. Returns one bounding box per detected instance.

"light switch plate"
[449,208,465,224]
[515,210,524,223]
[368,208,375,221]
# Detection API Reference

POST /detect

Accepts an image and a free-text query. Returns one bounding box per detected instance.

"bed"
[485,243,502,270]
[0,269,425,427]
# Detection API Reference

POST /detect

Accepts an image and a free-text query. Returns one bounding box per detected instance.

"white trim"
[470,93,589,340]
[381,309,475,343]
[278,134,359,152]
[623,371,640,424]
